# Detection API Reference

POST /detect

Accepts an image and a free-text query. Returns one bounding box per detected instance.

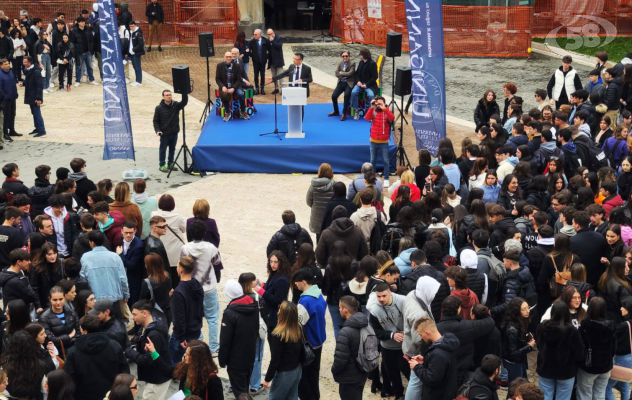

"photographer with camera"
[365,96,395,187]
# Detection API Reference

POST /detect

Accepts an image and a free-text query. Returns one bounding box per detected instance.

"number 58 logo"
[545,15,617,51]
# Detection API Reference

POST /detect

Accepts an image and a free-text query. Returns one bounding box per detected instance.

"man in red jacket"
[364,96,395,187]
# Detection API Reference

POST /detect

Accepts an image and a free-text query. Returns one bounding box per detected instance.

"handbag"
[549,255,571,298]
[611,321,632,382]
[301,330,315,366]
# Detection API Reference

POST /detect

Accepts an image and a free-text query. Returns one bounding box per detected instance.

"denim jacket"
[80,246,129,301]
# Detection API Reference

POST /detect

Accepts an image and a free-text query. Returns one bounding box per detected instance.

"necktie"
[295,66,300,82]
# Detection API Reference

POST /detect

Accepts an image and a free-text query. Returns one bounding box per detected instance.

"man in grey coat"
[330,50,355,121]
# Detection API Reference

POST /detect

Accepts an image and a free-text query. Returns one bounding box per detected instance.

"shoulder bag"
[611,321,632,382]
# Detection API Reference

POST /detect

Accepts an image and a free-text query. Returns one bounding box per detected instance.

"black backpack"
[369,211,388,255]
[380,223,406,258]
[575,136,610,171]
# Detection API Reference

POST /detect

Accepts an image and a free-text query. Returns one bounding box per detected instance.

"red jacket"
[603,194,624,218]
[391,183,422,202]
[365,106,394,143]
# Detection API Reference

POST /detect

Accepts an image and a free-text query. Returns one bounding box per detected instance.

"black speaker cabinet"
[198,32,215,58]
[394,67,412,97]
[386,32,402,57]
[172,65,191,94]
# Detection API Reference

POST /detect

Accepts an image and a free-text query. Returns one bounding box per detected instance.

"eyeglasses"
[156,225,167,229]
[342,55,349,58]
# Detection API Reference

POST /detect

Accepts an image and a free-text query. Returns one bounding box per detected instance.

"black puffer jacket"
[467,367,499,400]
[493,266,537,316]
[414,332,460,400]
[489,217,516,258]
[218,295,259,371]
[536,320,584,379]
[152,95,188,136]
[456,214,479,250]
[0,269,39,310]
[28,179,54,218]
[331,311,369,384]
[579,319,615,374]
[38,304,79,350]
[599,278,632,354]
[501,322,532,364]
[465,268,486,304]
[100,317,128,349]
[474,98,500,132]
[30,261,65,308]
[266,223,313,264]
[125,320,173,384]
[437,315,495,380]
[261,272,290,330]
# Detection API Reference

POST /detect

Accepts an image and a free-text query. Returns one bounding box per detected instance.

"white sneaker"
[384,179,390,188]
[130,82,141,87]
[49,83,55,89]
[89,81,99,86]
[43,89,49,94]
[73,82,80,87]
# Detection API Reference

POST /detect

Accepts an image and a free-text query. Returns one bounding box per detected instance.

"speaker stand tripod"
[260,88,285,140]
[388,57,407,126]
[394,94,411,169]
[169,108,204,177]
[199,55,212,125]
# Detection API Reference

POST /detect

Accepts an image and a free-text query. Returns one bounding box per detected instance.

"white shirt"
[123,238,132,255]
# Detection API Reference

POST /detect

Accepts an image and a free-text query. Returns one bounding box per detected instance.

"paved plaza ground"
[2,41,586,398]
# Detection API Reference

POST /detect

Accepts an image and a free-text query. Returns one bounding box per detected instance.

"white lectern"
[281,85,307,138]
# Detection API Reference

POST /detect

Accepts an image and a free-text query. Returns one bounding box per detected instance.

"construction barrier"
[331,0,532,57]
[532,0,632,36]
[1,0,238,45]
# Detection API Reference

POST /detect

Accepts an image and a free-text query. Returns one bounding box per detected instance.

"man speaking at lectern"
[267,53,313,118]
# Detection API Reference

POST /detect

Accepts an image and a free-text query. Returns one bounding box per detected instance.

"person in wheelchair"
[350,48,378,120]
[216,51,248,122]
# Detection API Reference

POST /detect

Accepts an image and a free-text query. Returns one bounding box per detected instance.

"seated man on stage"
[351,48,378,120]
[216,51,248,122]
[230,47,253,89]
[267,53,313,118]
[330,50,355,121]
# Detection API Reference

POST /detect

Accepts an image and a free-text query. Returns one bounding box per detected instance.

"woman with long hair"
[45,369,76,400]
[106,373,138,400]
[322,241,354,338]
[174,340,223,398]
[73,290,95,320]
[468,158,488,190]
[441,183,461,208]
[139,253,172,327]
[525,175,551,211]
[536,301,584,400]
[424,166,448,195]
[390,170,421,203]
[547,172,567,196]
[477,126,498,168]
[482,170,500,204]
[474,89,500,132]
[538,234,580,310]
[108,182,143,237]
[575,186,595,211]
[38,286,79,352]
[233,31,250,77]
[595,116,613,147]
[602,224,628,265]
[540,286,587,329]
[1,330,55,399]
[603,126,629,169]
[186,198,220,247]
[290,243,322,303]
[389,184,412,222]
[0,299,30,353]
[257,251,291,330]
[238,273,268,395]
[501,297,535,384]
[306,163,335,238]
[24,323,59,370]
[96,179,114,203]
[263,301,304,398]
[497,173,522,214]
[576,296,616,400]
[415,149,432,191]
[31,242,64,308]
[513,161,533,195]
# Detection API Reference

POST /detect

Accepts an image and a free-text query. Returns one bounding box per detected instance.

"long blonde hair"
[272,301,302,343]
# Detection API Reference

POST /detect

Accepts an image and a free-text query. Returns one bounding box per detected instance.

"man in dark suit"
[248,29,269,95]
[330,50,356,121]
[267,28,284,95]
[268,53,313,119]
[216,51,246,122]
[21,56,46,137]
[118,221,145,305]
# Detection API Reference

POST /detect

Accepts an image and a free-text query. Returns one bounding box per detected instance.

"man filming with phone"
[365,96,394,187]
[153,89,188,172]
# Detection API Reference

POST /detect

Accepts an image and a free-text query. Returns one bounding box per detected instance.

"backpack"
[369,211,388,255]
[478,253,506,285]
[356,324,380,373]
[575,136,610,171]
[604,138,626,168]
[380,223,406,258]
[455,379,489,400]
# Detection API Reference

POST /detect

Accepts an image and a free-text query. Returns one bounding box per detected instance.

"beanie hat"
[224,279,243,301]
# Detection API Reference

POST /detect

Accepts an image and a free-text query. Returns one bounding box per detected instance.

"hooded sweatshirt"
[395,247,415,277]
[350,206,377,247]
[132,192,158,240]
[451,288,479,320]
[403,276,439,356]
[180,240,221,292]
[171,278,204,341]
[367,291,406,349]
[298,285,327,348]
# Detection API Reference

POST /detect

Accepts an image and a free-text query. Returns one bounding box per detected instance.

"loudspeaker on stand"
[198,32,215,58]
[394,67,412,97]
[386,32,402,57]
[172,65,191,94]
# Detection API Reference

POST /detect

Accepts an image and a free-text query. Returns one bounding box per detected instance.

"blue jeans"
[503,359,527,384]
[242,62,249,78]
[30,104,46,134]
[538,376,575,400]
[606,354,632,400]
[576,368,610,400]
[41,53,52,88]
[269,366,302,400]
[75,52,94,82]
[169,336,185,364]
[249,337,265,391]
[370,142,390,179]
[328,303,343,339]
[131,54,142,83]
[351,85,375,110]
[159,133,178,166]
[203,288,219,352]
[405,369,423,400]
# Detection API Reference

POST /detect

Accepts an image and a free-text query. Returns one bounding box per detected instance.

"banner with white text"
[404,0,446,155]
[99,0,135,160]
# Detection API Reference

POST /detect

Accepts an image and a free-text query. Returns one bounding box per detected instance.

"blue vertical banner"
[99,0,135,160]
[404,0,446,155]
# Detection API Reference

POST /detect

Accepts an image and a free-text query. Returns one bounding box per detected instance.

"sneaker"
[43,89,49,94]
[73,82,80,87]
[249,387,264,395]
[49,83,55,90]
[89,81,99,86]
[131,82,141,87]
[159,164,168,172]
[353,113,359,120]
[223,113,232,122]
[384,179,390,188]
[33,132,46,138]
[240,111,250,120]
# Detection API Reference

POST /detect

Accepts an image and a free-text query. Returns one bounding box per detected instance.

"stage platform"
[192,103,397,174]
